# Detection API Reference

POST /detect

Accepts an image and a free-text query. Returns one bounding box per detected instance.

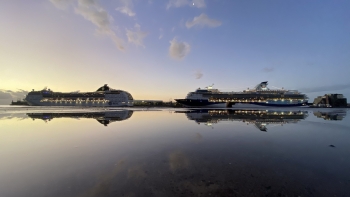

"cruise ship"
[175,82,308,108]
[25,84,133,107]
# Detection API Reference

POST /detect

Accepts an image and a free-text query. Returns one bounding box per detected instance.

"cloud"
[0,113,29,120]
[299,83,350,93]
[0,89,28,100]
[50,0,125,51]
[78,159,126,197]
[194,70,203,79]
[169,38,190,60]
[0,89,29,105]
[127,166,147,179]
[159,28,163,40]
[169,151,189,171]
[0,91,12,99]
[11,89,29,99]
[194,132,203,143]
[49,0,74,10]
[186,13,222,28]
[167,0,206,9]
[126,24,148,47]
[116,0,136,17]
[263,67,274,72]
[192,0,206,8]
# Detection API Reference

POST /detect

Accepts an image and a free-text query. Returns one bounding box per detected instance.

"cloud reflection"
[169,151,190,171]
[78,160,126,197]
[128,166,147,179]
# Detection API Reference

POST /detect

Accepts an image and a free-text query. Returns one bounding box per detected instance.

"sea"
[0,106,349,197]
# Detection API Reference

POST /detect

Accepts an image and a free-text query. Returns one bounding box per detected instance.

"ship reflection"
[178,109,308,131]
[27,110,133,126]
[313,110,347,121]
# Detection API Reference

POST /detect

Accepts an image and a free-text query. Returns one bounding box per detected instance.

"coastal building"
[133,100,163,106]
[313,94,347,107]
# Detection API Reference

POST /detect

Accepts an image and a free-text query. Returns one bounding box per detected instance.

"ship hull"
[175,99,226,108]
[175,99,307,108]
[26,100,132,107]
[230,102,307,108]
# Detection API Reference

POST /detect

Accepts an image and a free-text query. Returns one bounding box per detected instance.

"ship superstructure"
[25,84,133,107]
[175,84,227,107]
[175,82,308,107]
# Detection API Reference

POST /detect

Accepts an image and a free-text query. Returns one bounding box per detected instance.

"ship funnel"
[206,84,214,89]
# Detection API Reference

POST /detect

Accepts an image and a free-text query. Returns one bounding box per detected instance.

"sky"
[1,0,350,104]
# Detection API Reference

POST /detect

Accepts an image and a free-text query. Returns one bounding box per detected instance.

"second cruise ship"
[175,81,308,108]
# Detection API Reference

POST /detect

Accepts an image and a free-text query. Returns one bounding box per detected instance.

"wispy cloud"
[0,89,28,99]
[0,113,29,120]
[159,28,163,40]
[126,24,148,47]
[299,83,350,93]
[116,0,136,17]
[0,89,29,103]
[169,38,191,60]
[0,91,12,99]
[49,0,74,10]
[194,70,203,79]
[263,67,274,72]
[186,14,222,28]
[50,0,125,51]
[167,0,206,9]
[169,151,189,171]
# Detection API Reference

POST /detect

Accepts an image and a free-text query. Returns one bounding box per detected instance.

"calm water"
[0,107,349,197]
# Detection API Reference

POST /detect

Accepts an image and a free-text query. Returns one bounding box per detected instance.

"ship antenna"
[206,83,214,89]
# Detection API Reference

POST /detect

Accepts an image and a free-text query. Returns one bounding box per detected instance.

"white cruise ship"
[175,82,309,108]
[25,84,133,107]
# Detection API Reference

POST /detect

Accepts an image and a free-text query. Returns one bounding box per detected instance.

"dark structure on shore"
[10,99,29,106]
[313,94,347,107]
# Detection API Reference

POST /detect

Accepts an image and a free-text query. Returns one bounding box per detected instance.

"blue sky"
[0,0,350,104]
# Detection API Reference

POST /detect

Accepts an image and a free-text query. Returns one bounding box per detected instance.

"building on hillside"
[313,94,347,107]
[133,100,163,106]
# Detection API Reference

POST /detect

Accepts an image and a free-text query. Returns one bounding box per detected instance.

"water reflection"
[178,109,308,131]
[1,109,347,127]
[313,110,347,121]
[0,108,350,196]
[27,110,133,126]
